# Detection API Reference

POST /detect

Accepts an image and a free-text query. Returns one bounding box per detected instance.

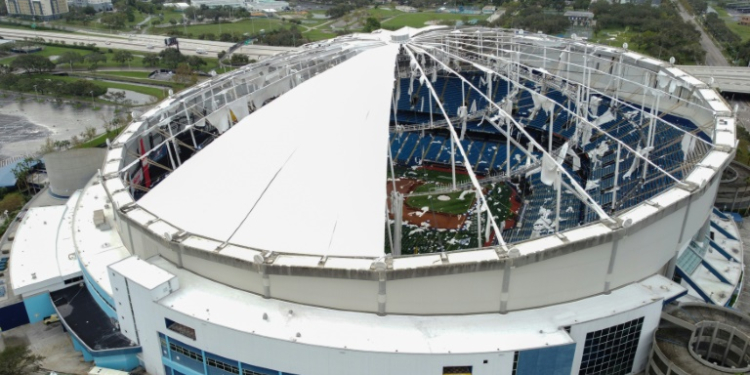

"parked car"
[43,314,60,325]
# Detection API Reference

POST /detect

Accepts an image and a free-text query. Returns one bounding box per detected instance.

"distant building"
[740,14,750,25]
[67,0,112,12]
[190,0,244,9]
[5,0,69,20]
[395,5,417,13]
[482,5,496,14]
[564,10,595,27]
[163,2,190,11]
[246,0,289,12]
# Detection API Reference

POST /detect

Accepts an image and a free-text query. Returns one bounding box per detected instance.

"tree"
[113,50,134,66]
[81,126,97,141]
[11,55,55,74]
[172,63,196,84]
[11,158,37,195]
[187,55,207,70]
[326,4,352,18]
[38,137,56,155]
[0,345,42,375]
[363,17,380,33]
[57,51,83,71]
[101,12,127,29]
[230,53,249,66]
[169,18,177,26]
[84,52,107,71]
[143,53,160,67]
[159,48,186,69]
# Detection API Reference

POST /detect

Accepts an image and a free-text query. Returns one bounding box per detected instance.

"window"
[166,318,196,340]
[512,351,519,375]
[64,276,83,285]
[207,357,239,374]
[579,317,644,375]
[241,365,277,375]
[169,342,203,362]
[443,366,472,375]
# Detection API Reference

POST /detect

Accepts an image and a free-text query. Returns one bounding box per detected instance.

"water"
[106,88,157,106]
[0,96,118,159]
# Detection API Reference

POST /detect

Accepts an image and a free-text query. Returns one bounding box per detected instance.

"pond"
[0,96,118,159]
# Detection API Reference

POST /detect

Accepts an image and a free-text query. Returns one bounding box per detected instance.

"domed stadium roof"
[127,26,718,260]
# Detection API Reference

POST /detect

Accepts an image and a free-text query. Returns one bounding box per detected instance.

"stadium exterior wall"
[110,170,720,315]
[117,271,661,375]
[105,253,665,375]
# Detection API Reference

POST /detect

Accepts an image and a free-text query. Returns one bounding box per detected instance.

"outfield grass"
[162,18,285,36]
[406,183,476,215]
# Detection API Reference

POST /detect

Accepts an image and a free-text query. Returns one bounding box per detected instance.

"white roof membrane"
[138,44,399,257]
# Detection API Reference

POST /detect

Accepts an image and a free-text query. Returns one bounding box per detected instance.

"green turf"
[406,183,476,215]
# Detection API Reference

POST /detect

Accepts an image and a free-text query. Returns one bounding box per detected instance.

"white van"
[196,48,207,55]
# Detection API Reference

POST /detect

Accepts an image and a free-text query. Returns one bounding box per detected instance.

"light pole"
[32,84,38,100]
[89,90,94,104]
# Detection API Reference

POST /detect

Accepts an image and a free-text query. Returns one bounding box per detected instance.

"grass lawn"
[37,74,166,99]
[97,71,152,79]
[380,12,488,28]
[715,5,750,42]
[161,18,285,36]
[406,183,476,215]
[303,29,337,41]
[77,127,126,149]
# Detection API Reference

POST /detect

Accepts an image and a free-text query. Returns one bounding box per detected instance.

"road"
[0,27,294,60]
[673,0,729,66]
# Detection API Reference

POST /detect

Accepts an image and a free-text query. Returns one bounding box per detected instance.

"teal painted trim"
[70,334,94,362]
[94,352,140,371]
[162,357,205,375]
[79,259,116,318]
[202,349,208,375]
[22,292,55,324]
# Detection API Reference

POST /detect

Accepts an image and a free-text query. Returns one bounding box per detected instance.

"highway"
[0,27,295,59]
[673,0,729,66]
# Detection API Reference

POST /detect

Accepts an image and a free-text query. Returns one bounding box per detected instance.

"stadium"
[3,26,745,375]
